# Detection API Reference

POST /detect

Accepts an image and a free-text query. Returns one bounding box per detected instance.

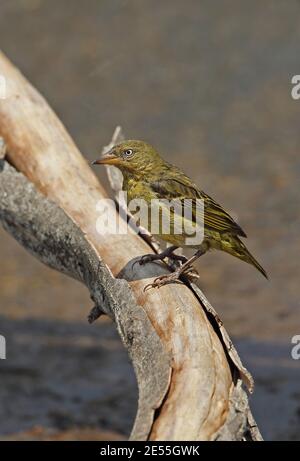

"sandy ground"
[0,0,300,440]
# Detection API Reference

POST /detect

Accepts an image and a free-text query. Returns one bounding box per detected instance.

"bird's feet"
[133,245,188,270]
[143,264,199,291]
[139,252,188,265]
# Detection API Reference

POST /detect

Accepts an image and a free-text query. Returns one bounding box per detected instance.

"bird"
[92,140,268,289]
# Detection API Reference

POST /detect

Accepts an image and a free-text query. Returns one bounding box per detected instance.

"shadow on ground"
[0,314,137,440]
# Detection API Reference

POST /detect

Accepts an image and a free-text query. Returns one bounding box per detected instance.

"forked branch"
[0,51,262,441]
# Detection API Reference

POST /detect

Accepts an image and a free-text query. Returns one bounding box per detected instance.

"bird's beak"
[91,150,119,166]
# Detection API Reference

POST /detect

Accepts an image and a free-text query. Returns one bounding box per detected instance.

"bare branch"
[0,50,262,440]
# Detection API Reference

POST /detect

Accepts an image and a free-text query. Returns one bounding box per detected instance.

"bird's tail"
[222,236,268,279]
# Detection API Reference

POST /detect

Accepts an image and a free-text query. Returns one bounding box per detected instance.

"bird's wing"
[150,174,247,237]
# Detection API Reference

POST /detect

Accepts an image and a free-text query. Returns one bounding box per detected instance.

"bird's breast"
[124,179,156,204]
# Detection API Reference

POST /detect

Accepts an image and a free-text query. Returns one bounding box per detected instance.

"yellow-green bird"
[92,140,268,288]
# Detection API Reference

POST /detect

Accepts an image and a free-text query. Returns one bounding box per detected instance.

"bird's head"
[92,140,162,176]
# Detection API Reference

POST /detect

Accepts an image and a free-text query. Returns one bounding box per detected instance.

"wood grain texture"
[0,50,261,440]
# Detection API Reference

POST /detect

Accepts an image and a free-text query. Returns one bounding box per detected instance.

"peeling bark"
[0,50,262,440]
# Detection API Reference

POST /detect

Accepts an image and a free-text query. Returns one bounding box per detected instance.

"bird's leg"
[144,248,205,291]
[136,245,188,267]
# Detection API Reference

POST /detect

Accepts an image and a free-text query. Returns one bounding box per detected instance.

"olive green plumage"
[94,140,267,279]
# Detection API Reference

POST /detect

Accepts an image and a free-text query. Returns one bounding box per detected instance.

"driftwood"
[0,51,262,441]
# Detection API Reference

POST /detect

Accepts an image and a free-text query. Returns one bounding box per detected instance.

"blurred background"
[0,0,299,440]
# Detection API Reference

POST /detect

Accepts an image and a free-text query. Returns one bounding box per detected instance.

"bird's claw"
[132,248,188,273]
[182,266,200,279]
[143,273,181,291]
[132,253,159,271]
[139,254,157,265]
[143,265,199,291]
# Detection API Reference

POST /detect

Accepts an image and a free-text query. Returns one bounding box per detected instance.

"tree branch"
[0,50,262,440]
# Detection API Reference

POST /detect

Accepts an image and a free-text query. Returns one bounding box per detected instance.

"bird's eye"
[123,149,133,158]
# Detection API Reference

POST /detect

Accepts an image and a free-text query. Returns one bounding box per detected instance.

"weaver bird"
[92,140,268,288]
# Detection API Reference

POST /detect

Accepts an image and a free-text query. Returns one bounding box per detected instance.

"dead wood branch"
[0,50,262,441]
